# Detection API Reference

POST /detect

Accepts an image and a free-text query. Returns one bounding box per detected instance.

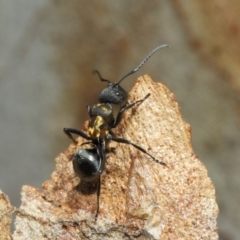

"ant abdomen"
[73,148,100,182]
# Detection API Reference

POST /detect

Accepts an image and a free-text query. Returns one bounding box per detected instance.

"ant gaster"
[63,44,169,220]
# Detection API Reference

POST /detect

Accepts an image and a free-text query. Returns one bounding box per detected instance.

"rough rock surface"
[13,76,218,239]
[0,190,13,240]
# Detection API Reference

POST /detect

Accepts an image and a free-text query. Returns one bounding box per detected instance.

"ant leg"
[94,139,106,221]
[109,135,166,166]
[80,141,93,146]
[95,175,101,221]
[63,128,91,144]
[92,70,111,83]
[96,138,106,174]
[87,105,93,118]
[112,93,150,128]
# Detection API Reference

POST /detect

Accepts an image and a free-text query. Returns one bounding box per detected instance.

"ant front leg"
[63,128,91,144]
[112,93,151,128]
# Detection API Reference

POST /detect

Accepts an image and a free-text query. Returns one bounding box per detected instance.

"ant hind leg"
[110,135,166,166]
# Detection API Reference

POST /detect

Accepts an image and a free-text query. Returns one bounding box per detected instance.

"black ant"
[63,45,169,220]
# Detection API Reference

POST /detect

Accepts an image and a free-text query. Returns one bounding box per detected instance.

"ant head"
[99,83,128,105]
[93,70,128,105]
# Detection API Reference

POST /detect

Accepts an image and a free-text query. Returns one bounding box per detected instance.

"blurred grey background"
[0,1,240,239]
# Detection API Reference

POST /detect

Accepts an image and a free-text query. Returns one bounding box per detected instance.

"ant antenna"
[92,70,111,83]
[115,44,170,86]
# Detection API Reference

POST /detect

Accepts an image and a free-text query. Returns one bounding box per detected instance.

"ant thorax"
[88,103,115,140]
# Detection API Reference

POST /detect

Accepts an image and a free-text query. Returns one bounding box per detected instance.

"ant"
[63,44,169,220]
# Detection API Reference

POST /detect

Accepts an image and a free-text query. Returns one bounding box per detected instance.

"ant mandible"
[63,44,169,220]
